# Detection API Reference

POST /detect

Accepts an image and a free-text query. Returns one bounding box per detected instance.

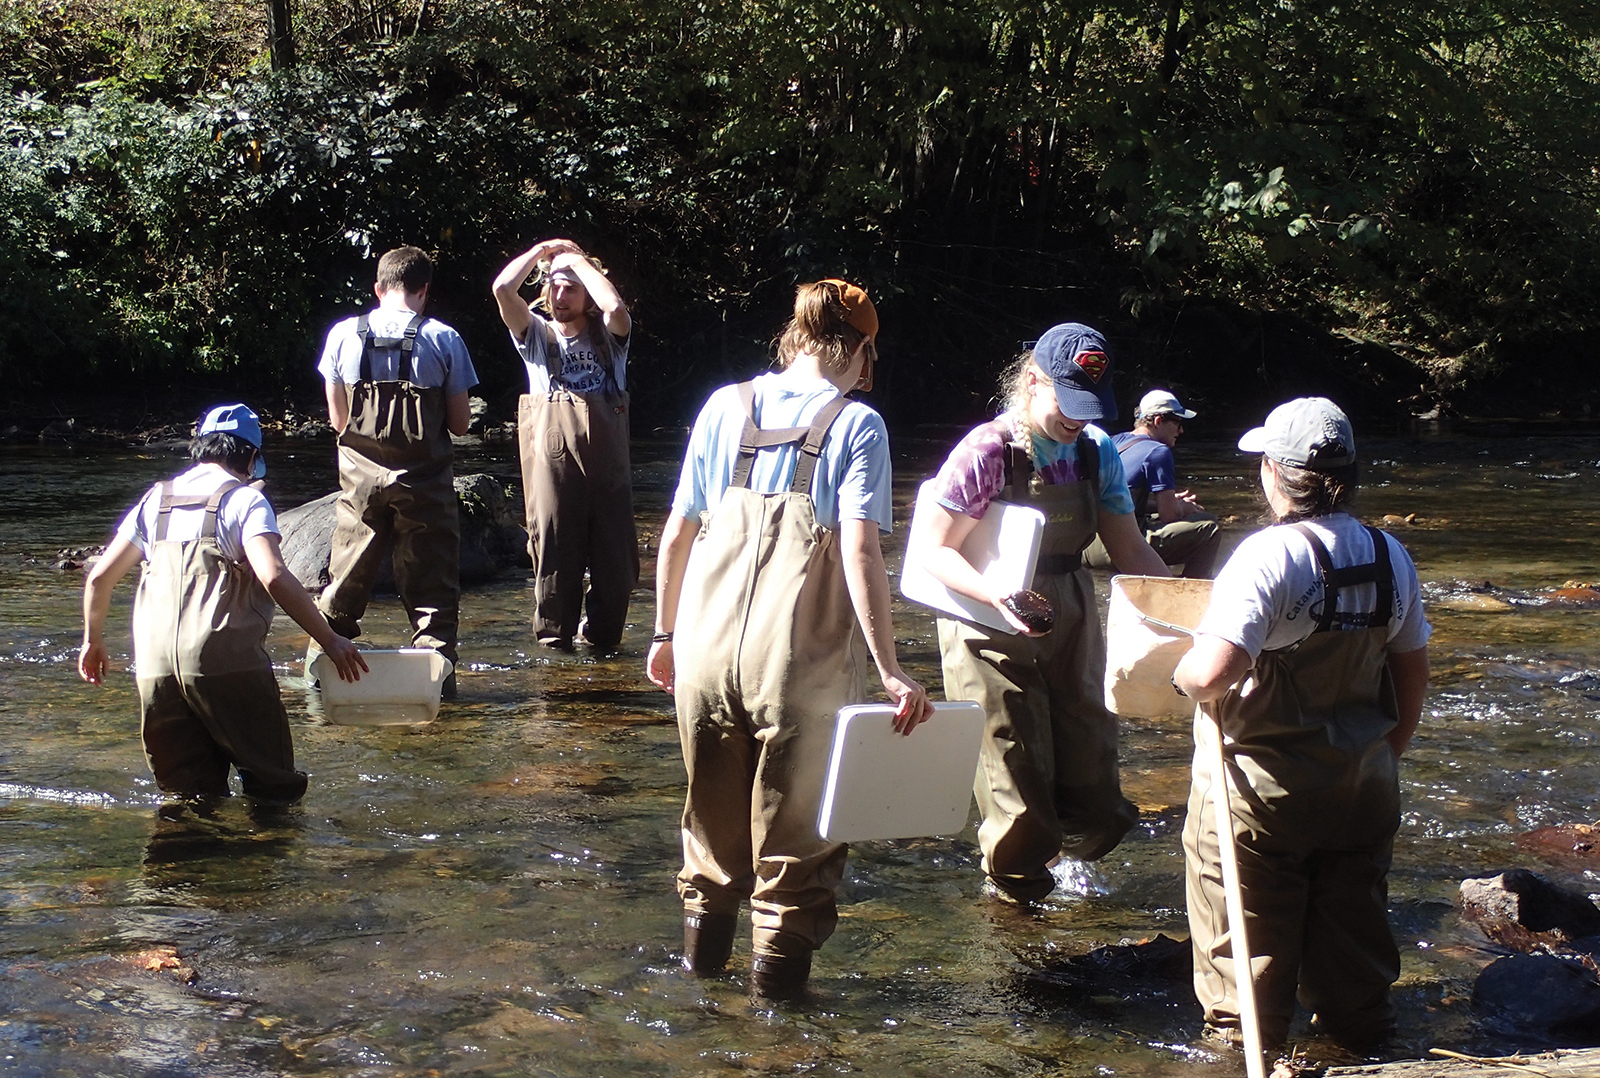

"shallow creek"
[1,430,1598,1076]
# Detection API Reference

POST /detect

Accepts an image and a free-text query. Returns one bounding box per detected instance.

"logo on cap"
[1075,350,1108,383]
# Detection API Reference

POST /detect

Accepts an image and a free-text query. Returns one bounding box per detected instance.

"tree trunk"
[266,0,295,69]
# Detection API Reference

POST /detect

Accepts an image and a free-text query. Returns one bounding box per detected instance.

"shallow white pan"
[817,699,986,843]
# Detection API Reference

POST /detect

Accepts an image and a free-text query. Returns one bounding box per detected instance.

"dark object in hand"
[1002,590,1054,633]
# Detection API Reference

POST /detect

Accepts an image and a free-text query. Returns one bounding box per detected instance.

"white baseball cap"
[1238,397,1356,470]
[1137,389,1197,420]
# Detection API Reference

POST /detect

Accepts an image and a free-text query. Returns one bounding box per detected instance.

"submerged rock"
[277,473,529,593]
[1518,823,1600,872]
[1472,953,1600,1038]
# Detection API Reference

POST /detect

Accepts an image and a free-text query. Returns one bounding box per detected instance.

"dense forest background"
[4,0,1599,431]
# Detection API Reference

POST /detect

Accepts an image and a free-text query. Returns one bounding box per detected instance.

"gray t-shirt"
[513,312,629,394]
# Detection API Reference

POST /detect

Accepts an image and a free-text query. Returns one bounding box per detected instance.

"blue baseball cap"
[1034,323,1117,421]
[198,403,266,479]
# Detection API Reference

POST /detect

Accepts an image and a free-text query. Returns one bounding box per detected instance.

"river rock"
[1518,823,1600,871]
[1471,953,1600,1037]
[277,473,529,593]
[1459,869,1600,951]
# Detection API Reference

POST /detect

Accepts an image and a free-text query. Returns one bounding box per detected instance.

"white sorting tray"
[899,479,1046,634]
[817,700,986,843]
[309,648,453,726]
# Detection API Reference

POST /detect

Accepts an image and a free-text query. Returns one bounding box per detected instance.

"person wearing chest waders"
[312,246,478,695]
[912,324,1169,905]
[1172,397,1431,1052]
[493,238,638,652]
[646,280,933,997]
[79,405,368,804]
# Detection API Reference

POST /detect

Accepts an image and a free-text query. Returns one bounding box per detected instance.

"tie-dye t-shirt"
[928,414,1135,520]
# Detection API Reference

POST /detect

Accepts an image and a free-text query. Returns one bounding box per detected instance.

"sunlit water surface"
[2,430,1598,1076]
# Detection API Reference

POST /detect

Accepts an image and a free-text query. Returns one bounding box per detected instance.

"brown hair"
[775,281,871,375]
[376,246,433,294]
[1265,459,1359,523]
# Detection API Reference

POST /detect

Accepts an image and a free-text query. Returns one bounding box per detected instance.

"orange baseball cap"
[820,279,879,339]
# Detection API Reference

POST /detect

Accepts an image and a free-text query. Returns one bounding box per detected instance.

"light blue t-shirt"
[670,371,894,533]
[319,308,479,395]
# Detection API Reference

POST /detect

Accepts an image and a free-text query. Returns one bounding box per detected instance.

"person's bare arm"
[79,537,145,684]
[1172,633,1252,702]
[324,378,350,435]
[646,512,700,694]
[492,239,582,342]
[243,533,367,683]
[839,518,932,734]
[1386,644,1430,756]
[1098,511,1171,576]
[444,391,471,437]
[552,251,632,339]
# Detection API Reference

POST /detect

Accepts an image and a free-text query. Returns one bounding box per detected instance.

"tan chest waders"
[517,376,639,650]
[672,382,869,964]
[937,434,1137,902]
[132,481,305,802]
[1184,524,1403,1048]
[319,313,460,664]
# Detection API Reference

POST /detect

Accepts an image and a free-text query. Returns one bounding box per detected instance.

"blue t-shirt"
[1112,432,1176,495]
[319,308,479,395]
[671,371,894,533]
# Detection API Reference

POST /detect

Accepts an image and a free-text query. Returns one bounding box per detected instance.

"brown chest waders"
[1183,524,1402,1048]
[673,382,868,971]
[132,481,306,802]
[517,384,639,650]
[937,436,1138,902]
[319,313,460,664]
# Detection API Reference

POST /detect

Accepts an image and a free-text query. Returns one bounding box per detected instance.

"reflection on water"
[2,432,1600,1074]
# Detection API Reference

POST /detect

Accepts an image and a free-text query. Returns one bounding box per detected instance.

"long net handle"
[1200,701,1267,1078]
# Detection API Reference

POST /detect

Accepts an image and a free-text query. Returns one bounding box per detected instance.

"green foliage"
[3,0,1599,416]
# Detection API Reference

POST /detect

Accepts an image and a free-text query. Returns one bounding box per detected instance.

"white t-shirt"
[513,313,629,394]
[318,308,479,394]
[1198,512,1431,659]
[116,464,278,564]
[670,371,893,533]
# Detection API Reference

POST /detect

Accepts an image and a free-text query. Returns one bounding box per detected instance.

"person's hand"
[323,635,368,683]
[531,238,582,260]
[79,640,109,685]
[881,668,933,735]
[993,592,1050,636]
[647,640,675,694]
[1175,489,1204,515]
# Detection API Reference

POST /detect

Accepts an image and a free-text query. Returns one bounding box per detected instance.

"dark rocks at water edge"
[277,473,529,593]
[1460,869,1600,1039]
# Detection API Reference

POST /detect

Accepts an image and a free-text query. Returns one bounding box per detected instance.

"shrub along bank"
[4,0,1599,428]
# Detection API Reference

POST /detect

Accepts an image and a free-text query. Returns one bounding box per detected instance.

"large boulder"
[278,473,529,593]
[1459,869,1600,952]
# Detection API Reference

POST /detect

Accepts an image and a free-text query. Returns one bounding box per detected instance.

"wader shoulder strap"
[1003,443,1033,491]
[152,479,243,542]
[727,381,852,494]
[1292,523,1396,633]
[1076,431,1100,488]
[356,312,426,383]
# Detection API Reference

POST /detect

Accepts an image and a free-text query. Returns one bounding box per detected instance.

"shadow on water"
[2,431,1600,1073]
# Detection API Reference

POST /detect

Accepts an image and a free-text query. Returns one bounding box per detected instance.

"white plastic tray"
[899,479,1045,634]
[309,648,453,726]
[817,700,986,843]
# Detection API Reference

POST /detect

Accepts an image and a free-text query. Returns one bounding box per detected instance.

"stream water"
[2,428,1598,1077]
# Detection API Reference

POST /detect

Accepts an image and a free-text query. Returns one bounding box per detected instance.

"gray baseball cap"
[1137,389,1197,420]
[1238,397,1356,470]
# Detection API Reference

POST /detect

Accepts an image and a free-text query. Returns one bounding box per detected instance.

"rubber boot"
[682,912,737,976]
[750,931,813,999]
